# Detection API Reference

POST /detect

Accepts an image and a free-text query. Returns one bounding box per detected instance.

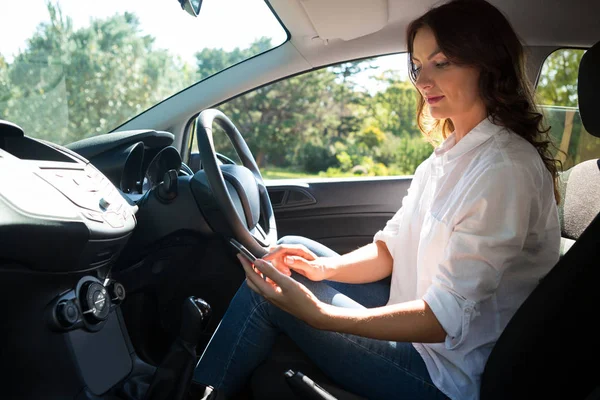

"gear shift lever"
[144,296,212,400]
[180,297,212,345]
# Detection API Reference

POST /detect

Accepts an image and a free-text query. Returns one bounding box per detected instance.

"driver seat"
[250,41,600,400]
[479,40,600,400]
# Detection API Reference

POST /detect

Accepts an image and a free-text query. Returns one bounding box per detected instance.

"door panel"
[267,176,412,254]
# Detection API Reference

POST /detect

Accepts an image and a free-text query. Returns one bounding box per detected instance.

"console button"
[82,210,104,223]
[99,197,111,210]
[107,281,126,303]
[103,211,124,228]
[56,300,79,327]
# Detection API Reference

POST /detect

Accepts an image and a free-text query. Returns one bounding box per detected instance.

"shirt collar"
[434,117,504,164]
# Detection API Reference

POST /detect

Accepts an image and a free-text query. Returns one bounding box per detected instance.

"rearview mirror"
[178,0,202,17]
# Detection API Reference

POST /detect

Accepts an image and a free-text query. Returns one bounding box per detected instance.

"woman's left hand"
[238,254,330,329]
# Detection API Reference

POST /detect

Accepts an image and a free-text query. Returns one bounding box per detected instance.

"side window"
[536,48,599,169]
[191,53,431,180]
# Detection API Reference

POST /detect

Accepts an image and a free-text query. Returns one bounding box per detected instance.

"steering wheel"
[193,109,277,257]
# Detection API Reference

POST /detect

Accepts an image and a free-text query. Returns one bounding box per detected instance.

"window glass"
[0,0,287,145]
[536,48,599,169]
[191,53,432,180]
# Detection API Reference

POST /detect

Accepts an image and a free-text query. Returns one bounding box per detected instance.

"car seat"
[479,40,600,400]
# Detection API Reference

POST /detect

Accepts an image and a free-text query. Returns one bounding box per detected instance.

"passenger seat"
[558,157,600,255]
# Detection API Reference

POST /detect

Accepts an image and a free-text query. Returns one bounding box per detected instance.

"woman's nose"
[415,70,433,91]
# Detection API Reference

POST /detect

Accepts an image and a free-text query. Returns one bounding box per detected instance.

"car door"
[267,177,410,254]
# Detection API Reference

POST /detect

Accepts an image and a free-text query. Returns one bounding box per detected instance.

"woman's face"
[411,26,484,123]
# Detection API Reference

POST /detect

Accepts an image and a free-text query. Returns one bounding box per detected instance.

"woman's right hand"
[262,244,332,282]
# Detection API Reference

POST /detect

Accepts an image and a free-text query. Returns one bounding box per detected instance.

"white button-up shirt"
[373,117,560,400]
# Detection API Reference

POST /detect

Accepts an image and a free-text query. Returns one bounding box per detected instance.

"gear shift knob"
[179,296,212,345]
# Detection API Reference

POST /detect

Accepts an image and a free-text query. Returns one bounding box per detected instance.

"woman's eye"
[412,65,422,75]
[435,61,450,68]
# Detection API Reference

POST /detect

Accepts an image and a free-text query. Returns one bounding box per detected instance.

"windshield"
[0,0,287,145]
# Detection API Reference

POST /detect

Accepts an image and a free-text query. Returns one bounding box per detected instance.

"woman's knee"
[277,235,339,258]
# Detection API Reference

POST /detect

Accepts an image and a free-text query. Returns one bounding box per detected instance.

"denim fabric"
[193,236,449,400]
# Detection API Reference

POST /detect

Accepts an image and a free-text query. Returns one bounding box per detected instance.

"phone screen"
[229,238,257,263]
[229,238,268,281]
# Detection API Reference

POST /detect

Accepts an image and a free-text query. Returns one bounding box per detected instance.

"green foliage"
[355,125,385,148]
[378,134,432,175]
[0,2,197,145]
[296,140,338,173]
[535,49,600,171]
[195,36,272,81]
[201,47,433,177]
[210,63,341,168]
[536,50,585,107]
[371,71,420,138]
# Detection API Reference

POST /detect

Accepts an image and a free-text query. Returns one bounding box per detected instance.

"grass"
[261,167,320,180]
[260,166,399,180]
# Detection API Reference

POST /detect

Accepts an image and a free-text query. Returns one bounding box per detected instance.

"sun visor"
[299,0,388,41]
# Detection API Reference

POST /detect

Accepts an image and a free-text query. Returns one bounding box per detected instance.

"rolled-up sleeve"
[423,163,533,349]
[373,207,405,251]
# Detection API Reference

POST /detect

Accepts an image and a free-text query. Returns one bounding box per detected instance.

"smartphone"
[229,238,266,280]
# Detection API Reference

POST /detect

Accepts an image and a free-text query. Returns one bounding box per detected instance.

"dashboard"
[66,129,189,201]
[0,120,142,398]
[0,118,274,399]
[0,120,243,399]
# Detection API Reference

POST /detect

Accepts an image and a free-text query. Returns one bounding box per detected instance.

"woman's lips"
[426,96,444,104]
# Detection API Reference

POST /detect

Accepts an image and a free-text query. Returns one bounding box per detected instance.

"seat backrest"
[557,158,600,255]
[480,41,600,400]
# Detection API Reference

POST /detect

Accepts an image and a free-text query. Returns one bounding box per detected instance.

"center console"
[0,120,154,399]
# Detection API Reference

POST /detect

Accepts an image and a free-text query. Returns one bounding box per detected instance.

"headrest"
[578,41,600,137]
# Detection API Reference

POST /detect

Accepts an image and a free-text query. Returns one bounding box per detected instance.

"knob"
[179,297,212,344]
[80,282,111,322]
[56,300,79,328]
[107,281,126,304]
[157,169,178,202]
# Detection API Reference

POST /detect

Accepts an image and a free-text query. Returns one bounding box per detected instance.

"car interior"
[1,0,599,399]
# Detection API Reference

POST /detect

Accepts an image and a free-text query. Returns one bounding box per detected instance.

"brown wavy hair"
[407,0,561,203]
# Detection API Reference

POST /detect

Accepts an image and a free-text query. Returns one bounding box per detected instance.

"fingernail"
[284,256,294,265]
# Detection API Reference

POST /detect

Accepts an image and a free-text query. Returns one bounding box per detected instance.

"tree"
[197,45,432,175]
[195,37,272,81]
[536,49,585,107]
[536,49,590,169]
[197,38,342,168]
[0,2,197,145]
[370,71,420,138]
[330,60,377,137]
[217,67,340,168]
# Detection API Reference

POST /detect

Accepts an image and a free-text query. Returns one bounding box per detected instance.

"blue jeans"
[193,236,448,400]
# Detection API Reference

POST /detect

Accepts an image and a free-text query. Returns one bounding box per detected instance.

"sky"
[0,0,288,65]
[0,0,409,92]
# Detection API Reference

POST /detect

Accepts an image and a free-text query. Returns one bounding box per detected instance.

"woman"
[193,0,561,399]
